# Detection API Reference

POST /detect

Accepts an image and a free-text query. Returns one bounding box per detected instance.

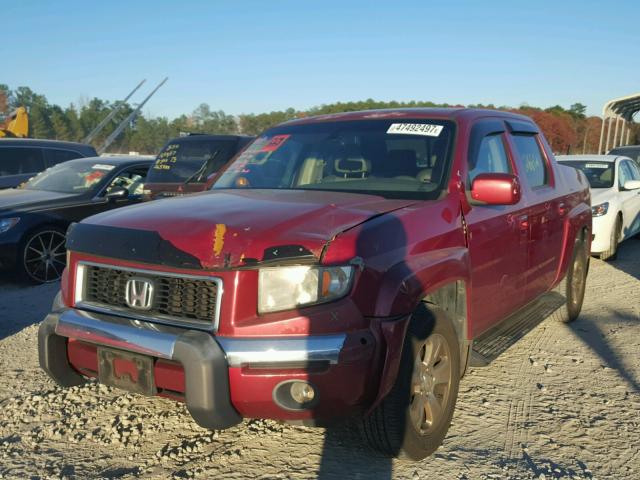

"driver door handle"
[518,215,529,232]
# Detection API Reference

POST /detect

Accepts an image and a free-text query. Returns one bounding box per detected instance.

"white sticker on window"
[92,164,115,171]
[585,163,609,169]
[387,123,443,137]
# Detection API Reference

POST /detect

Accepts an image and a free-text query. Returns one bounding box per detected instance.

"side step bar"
[470,292,565,367]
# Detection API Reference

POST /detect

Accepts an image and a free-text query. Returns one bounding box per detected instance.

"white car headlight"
[0,217,20,234]
[591,202,609,217]
[258,265,355,313]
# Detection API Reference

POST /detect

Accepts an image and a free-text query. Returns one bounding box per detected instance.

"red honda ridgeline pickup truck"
[39,109,591,460]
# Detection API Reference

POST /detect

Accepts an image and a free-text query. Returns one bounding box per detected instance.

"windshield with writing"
[147,139,237,183]
[212,119,455,200]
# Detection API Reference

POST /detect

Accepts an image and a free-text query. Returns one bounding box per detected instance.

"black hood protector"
[66,223,203,270]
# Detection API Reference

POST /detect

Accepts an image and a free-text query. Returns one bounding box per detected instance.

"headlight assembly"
[591,202,609,217]
[0,217,20,234]
[258,265,354,313]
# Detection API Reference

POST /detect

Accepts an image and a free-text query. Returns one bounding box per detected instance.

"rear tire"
[600,216,621,261]
[552,237,588,324]
[360,304,460,460]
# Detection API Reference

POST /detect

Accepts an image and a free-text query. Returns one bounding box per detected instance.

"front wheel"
[361,305,460,460]
[19,227,67,284]
[600,216,621,261]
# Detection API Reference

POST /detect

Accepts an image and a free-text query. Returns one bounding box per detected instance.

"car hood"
[0,188,77,214]
[590,188,614,206]
[77,189,417,269]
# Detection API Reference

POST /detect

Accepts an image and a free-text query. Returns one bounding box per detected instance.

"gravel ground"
[0,241,639,480]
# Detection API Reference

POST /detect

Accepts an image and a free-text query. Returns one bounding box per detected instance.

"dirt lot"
[1,241,639,480]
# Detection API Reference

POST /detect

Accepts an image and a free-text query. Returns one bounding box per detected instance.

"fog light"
[290,382,315,404]
[273,380,319,411]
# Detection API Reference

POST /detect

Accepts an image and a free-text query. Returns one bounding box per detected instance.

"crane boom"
[97,77,168,155]
[83,79,146,144]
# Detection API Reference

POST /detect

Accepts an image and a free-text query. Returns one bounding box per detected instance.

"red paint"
[59,108,591,423]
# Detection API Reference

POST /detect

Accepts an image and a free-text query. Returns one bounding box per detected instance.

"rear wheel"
[552,237,588,323]
[19,227,67,284]
[600,216,621,261]
[360,305,460,460]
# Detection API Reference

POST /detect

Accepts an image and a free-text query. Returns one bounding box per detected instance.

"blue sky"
[2,0,638,118]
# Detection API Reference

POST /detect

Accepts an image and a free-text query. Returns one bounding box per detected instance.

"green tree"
[0,84,9,116]
[50,105,72,140]
[569,103,587,119]
[29,103,54,138]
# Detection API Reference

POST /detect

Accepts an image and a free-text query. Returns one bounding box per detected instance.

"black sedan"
[0,156,153,283]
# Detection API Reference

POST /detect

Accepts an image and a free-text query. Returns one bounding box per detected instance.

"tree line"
[1,84,635,155]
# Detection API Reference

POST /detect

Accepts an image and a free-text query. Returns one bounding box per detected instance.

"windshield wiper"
[182,150,220,186]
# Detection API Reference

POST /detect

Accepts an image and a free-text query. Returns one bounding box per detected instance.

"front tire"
[361,304,460,460]
[19,227,67,284]
[600,216,621,261]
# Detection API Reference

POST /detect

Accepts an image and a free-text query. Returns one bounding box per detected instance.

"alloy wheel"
[23,230,67,283]
[409,333,453,434]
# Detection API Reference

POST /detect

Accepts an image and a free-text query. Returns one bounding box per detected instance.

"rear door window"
[468,134,511,183]
[0,147,46,176]
[511,134,549,188]
[46,149,84,166]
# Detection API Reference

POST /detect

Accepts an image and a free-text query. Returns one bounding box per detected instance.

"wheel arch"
[18,221,69,282]
[369,278,471,414]
[554,202,591,287]
[18,216,70,246]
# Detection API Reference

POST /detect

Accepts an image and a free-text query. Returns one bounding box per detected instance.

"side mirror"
[106,186,129,201]
[471,173,521,205]
[623,180,640,191]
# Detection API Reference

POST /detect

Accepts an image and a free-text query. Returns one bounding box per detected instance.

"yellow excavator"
[0,107,29,138]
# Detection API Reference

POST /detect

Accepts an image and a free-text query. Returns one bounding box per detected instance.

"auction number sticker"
[92,164,115,171]
[260,134,290,152]
[387,123,443,137]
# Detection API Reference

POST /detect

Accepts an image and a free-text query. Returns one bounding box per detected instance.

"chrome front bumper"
[51,308,346,367]
[38,306,346,429]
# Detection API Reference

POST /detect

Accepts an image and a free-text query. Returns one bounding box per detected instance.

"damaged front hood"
[69,189,416,269]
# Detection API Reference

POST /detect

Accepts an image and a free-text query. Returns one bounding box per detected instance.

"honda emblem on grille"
[125,277,155,310]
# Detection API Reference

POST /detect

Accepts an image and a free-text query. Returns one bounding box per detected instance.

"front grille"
[82,264,220,326]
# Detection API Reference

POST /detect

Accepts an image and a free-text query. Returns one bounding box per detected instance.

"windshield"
[23,161,114,194]
[147,139,237,184]
[609,147,640,165]
[559,161,614,189]
[212,119,455,200]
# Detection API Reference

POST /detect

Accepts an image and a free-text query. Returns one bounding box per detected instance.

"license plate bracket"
[97,347,157,396]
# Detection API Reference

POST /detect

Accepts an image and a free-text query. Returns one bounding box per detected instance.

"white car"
[557,155,640,260]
